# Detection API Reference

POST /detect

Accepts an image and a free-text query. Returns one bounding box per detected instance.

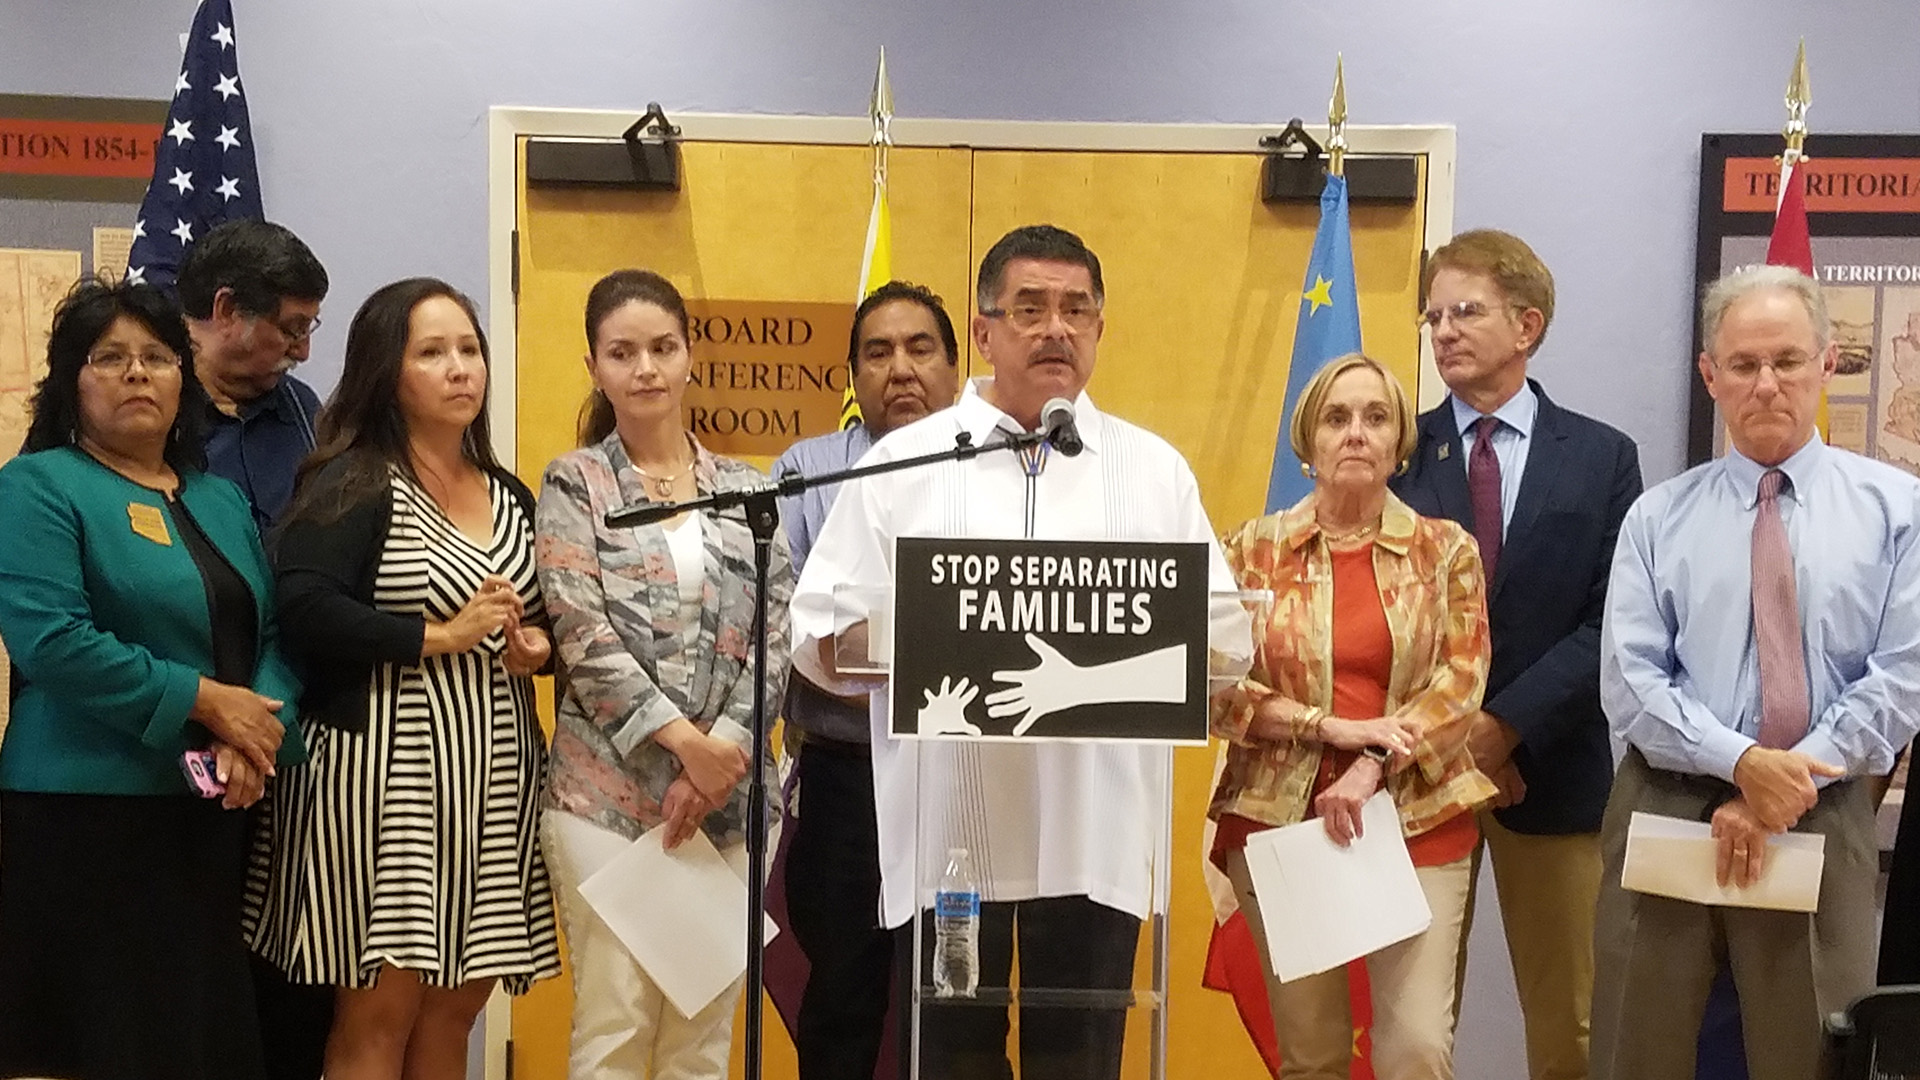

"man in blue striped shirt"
[1592,265,1920,1080]
[775,280,960,1080]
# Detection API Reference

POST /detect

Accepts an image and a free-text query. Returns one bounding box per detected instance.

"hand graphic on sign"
[917,676,984,737]
[988,633,1188,737]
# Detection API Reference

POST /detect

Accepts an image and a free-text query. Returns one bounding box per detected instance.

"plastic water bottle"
[932,847,980,998]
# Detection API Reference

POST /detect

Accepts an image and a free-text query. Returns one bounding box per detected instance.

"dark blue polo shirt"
[203,374,320,533]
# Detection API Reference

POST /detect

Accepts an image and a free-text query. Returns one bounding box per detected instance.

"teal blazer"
[0,446,305,795]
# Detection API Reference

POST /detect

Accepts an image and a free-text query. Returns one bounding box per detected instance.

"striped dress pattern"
[245,471,562,992]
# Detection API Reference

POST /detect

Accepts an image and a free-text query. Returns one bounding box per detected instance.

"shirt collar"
[1273,487,1421,557]
[207,379,298,424]
[956,377,1105,455]
[1450,380,1537,441]
[1724,433,1825,508]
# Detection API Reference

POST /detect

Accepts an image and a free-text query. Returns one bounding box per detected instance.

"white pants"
[541,810,749,1080]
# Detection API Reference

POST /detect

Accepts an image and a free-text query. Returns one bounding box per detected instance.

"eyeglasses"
[981,299,1101,334]
[1715,352,1816,383]
[1416,300,1505,331]
[86,348,182,373]
[256,313,321,343]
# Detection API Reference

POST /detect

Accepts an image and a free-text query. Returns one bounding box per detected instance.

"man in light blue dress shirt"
[1591,265,1920,1080]
[772,281,960,1080]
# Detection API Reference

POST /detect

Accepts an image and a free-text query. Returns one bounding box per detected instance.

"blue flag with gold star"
[1265,173,1362,513]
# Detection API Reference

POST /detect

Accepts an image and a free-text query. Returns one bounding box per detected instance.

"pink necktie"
[1752,469,1810,749]
[1468,416,1503,576]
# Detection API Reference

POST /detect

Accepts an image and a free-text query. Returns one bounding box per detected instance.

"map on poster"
[1717,234,1920,471]
[0,246,81,734]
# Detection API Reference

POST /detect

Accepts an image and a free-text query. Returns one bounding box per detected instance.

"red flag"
[1202,911,1281,1075]
[1200,920,1379,1080]
[1766,159,1814,275]
[1766,157,1828,440]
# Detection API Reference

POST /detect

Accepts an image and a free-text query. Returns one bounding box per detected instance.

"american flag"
[126,0,263,292]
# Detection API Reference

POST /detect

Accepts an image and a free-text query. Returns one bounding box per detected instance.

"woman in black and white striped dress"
[245,277,560,1079]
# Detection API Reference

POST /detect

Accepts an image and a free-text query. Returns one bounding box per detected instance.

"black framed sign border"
[1689,132,1920,465]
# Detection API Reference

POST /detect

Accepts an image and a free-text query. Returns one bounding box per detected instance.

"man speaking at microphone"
[789,224,1249,1080]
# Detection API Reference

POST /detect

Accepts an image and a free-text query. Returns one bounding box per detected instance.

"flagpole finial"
[1783,39,1811,163]
[870,47,893,142]
[1328,54,1348,179]
[870,46,893,186]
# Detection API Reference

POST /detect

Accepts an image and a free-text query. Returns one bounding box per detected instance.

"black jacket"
[1391,380,1641,834]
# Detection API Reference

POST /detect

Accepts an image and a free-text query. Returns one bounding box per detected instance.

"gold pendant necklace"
[631,461,691,500]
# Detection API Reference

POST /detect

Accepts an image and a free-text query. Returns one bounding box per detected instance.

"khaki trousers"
[542,811,747,1080]
[1460,811,1603,1080]
[1588,750,1878,1080]
[1228,848,1474,1080]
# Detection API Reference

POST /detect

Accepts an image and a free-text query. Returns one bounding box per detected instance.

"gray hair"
[1700,265,1831,356]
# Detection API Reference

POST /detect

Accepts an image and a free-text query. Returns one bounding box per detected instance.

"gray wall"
[8,4,1920,1076]
[8,2,1920,484]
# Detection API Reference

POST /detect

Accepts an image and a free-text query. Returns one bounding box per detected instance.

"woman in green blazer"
[0,278,305,1080]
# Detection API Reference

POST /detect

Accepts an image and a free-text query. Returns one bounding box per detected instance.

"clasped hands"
[425,574,551,675]
[1713,746,1845,888]
[1251,699,1421,847]
[1464,710,1526,809]
[656,718,752,851]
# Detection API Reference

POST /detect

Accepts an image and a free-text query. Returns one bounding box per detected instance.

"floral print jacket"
[535,432,793,845]
[1208,490,1497,836]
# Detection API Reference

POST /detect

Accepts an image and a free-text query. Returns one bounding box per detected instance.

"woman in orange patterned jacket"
[1209,352,1497,1080]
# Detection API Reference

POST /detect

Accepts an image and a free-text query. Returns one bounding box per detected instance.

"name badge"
[128,502,172,546]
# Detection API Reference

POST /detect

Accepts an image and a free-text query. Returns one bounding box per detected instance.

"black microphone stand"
[603,426,1056,1080]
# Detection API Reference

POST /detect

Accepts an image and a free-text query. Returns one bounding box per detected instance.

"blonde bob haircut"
[1288,352,1419,472]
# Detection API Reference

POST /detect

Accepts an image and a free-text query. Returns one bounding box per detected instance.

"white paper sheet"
[1621,811,1826,913]
[1241,792,1431,983]
[576,826,779,1019]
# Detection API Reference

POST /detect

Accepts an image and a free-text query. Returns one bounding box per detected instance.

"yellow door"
[512,135,1427,1080]
[512,138,973,1080]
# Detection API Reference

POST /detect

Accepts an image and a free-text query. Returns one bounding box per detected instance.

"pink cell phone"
[180,749,226,799]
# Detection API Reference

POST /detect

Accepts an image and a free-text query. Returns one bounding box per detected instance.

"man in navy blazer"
[1391,230,1641,1080]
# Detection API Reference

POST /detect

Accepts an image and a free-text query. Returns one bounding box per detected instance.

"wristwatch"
[1360,744,1393,764]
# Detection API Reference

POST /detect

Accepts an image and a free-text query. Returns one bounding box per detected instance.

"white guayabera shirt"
[790,379,1251,929]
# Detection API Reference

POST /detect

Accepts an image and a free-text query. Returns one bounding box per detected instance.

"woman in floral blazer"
[534,269,792,1080]
[1208,353,1495,1080]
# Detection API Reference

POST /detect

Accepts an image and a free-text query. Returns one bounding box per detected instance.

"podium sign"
[890,537,1210,743]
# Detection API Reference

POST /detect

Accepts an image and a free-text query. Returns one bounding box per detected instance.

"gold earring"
[1299,461,1316,479]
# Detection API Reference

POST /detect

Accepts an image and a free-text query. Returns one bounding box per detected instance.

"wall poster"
[1692,133,1920,466]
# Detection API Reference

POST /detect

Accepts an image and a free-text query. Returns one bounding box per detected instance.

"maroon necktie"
[1468,416,1503,576]
[1752,469,1811,749]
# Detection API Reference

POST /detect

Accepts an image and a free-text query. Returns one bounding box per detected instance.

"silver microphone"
[1040,397,1084,457]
